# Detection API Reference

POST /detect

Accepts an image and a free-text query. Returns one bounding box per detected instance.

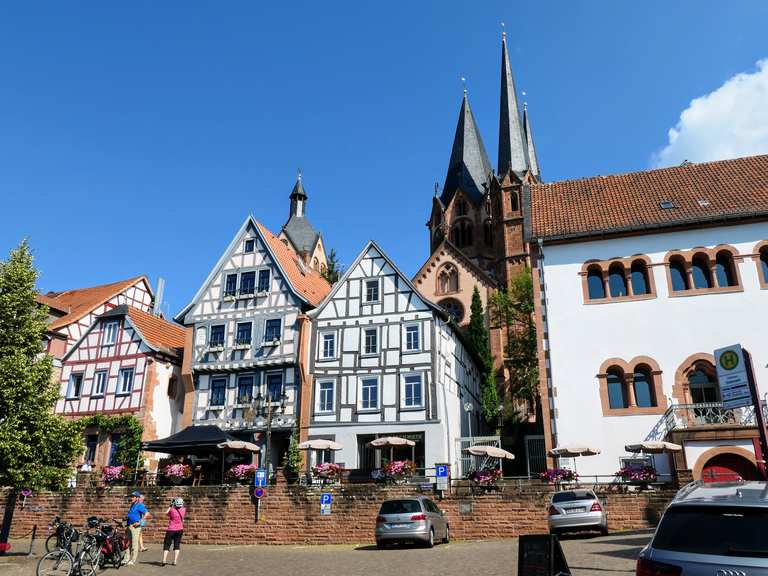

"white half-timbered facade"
[175,215,330,469]
[306,241,483,474]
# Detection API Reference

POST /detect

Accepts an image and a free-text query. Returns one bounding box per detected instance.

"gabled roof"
[42,276,151,331]
[174,216,331,322]
[441,93,493,207]
[498,32,528,177]
[36,293,69,315]
[529,155,768,242]
[412,239,498,289]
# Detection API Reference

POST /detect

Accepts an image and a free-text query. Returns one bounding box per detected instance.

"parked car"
[637,480,768,575]
[375,496,449,549]
[547,489,608,536]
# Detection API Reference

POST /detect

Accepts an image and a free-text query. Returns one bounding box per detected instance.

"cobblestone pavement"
[0,531,652,576]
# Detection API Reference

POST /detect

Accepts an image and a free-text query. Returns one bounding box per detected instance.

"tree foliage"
[76,414,143,468]
[321,249,344,285]
[0,241,82,490]
[282,426,303,472]
[467,287,500,426]
[489,268,539,423]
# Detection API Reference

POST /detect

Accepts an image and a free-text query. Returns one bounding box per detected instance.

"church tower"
[279,174,328,273]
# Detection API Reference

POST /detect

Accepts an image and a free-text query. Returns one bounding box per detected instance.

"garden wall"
[0,479,674,546]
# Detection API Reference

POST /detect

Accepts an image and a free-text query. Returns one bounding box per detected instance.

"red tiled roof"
[45,276,149,331]
[126,306,186,357]
[530,155,768,241]
[36,293,69,315]
[256,222,332,306]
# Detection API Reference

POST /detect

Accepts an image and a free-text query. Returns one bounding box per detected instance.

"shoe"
[172,562,177,566]
[140,548,149,552]
[126,561,135,566]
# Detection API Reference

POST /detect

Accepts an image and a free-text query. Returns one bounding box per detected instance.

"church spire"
[523,103,540,178]
[498,31,527,176]
[289,172,307,218]
[441,90,493,207]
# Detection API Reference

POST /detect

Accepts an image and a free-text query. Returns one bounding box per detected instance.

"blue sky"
[2,0,767,317]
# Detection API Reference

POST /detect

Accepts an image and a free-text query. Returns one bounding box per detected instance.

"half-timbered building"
[305,241,483,474]
[56,305,187,471]
[175,215,331,469]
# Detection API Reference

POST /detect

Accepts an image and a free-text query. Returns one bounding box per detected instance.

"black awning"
[142,425,242,455]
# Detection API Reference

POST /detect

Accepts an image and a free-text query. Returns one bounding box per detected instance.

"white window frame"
[359,376,380,411]
[404,323,421,352]
[363,278,381,303]
[93,370,108,397]
[67,373,84,399]
[117,368,134,396]
[362,327,378,356]
[316,380,335,413]
[103,321,119,346]
[320,332,336,360]
[402,372,424,409]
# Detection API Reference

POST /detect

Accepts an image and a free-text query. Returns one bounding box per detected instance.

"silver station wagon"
[375,496,449,549]
[547,489,608,536]
[637,481,768,576]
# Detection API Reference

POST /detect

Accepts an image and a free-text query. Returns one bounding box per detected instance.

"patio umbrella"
[548,444,601,476]
[297,439,343,451]
[216,440,261,452]
[624,441,682,454]
[367,436,416,463]
[463,445,515,460]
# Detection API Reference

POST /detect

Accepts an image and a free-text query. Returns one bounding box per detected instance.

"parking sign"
[254,468,268,488]
[435,463,449,491]
[320,493,332,516]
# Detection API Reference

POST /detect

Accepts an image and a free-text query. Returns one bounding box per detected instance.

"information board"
[518,534,570,576]
[715,344,752,409]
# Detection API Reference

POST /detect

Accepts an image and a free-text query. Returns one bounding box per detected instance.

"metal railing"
[662,401,768,435]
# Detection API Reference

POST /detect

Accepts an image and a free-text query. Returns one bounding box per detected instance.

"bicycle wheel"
[75,552,97,576]
[37,550,73,576]
[45,533,60,552]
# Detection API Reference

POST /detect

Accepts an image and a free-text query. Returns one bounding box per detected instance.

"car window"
[653,505,768,557]
[379,500,422,514]
[423,500,438,513]
[552,491,594,503]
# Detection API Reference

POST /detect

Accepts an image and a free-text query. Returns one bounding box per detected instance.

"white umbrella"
[463,445,515,460]
[216,440,260,452]
[624,441,682,454]
[548,445,601,477]
[367,436,416,463]
[298,439,343,451]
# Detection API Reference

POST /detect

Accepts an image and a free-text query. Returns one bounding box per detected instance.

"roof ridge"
[50,275,146,297]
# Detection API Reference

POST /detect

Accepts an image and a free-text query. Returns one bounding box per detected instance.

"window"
[456,198,467,216]
[109,434,123,466]
[587,266,605,299]
[118,368,134,394]
[209,325,225,347]
[266,372,283,400]
[265,319,281,342]
[688,367,719,403]
[714,251,737,287]
[363,328,378,355]
[93,371,107,396]
[691,253,712,289]
[405,325,420,351]
[403,374,423,407]
[450,221,473,248]
[103,321,119,346]
[669,257,689,291]
[760,247,768,284]
[244,239,255,253]
[224,274,238,297]
[360,377,379,410]
[237,375,253,404]
[608,263,628,297]
[210,378,226,406]
[85,434,98,463]
[240,271,256,295]
[257,269,271,293]
[67,373,84,398]
[439,298,464,323]
[236,322,252,345]
[510,191,519,212]
[630,260,650,295]
[633,367,655,408]
[606,369,626,409]
[364,279,380,303]
[321,333,336,359]
[483,222,493,246]
[318,381,334,412]
[437,264,459,295]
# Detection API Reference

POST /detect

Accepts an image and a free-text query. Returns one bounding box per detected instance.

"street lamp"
[463,402,474,440]
[254,389,287,480]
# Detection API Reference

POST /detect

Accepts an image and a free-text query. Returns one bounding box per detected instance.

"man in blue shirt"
[125,491,150,566]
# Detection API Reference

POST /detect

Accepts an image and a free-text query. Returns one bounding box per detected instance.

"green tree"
[282,426,303,472]
[467,286,500,426]
[321,249,344,285]
[0,242,83,548]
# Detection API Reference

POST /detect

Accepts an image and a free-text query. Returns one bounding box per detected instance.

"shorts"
[163,530,183,551]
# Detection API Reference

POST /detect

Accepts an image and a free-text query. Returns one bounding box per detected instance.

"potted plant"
[282,427,303,484]
[539,468,577,484]
[616,465,657,487]
[468,467,503,492]
[383,460,416,484]
[162,463,192,485]
[311,463,343,484]
[102,465,126,485]
[227,463,258,485]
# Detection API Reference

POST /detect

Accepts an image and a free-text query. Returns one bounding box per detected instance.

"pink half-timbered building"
[55,303,187,472]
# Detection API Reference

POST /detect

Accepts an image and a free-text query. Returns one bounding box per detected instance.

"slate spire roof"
[498,32,528,177]
[281,174,321,255]
[523,103,540,178]
[441,91,493,206]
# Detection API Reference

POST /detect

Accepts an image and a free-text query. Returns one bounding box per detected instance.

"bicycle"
[37,519,102,576]
[45,516,74,553]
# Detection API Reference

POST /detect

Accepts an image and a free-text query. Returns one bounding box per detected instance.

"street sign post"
[435,463,449,492]
[320,493,332,516]
[254,468,268,488]
[715,344,752,409]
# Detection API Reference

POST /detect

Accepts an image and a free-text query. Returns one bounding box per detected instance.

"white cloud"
[653,59,768,168]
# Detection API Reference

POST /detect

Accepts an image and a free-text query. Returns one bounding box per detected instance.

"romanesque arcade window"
[756,242,768,288]
[582,257,655,303]
[436,264,459,295]
[666,247,742,295]
[598,357,666,416]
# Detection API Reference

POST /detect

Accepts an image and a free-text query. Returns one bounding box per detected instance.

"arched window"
[437,264,459,295]
[587,266,605,300]
[691,253,712,289]
[606,368,627,409]
[510,191,519,212]
[688,365,719,403]
[714,251,737,287]
[633,366,656,408]
[450,221,473,248]
[483,222,493,246]
[630,260,650,295]
[669,256,689,291]
[439,298,464,323]
[456,198,467,217]
[761,246,768,284]
[312,258,319,270]
[608,263,628,297]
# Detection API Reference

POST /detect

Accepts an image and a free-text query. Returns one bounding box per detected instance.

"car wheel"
[376,540,387,550]
[442,525,450,544]
[425,528,434,548]
[549,528,559,537]
[600,524,609,537]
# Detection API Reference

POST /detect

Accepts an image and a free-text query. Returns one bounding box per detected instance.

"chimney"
[153,277,165,317]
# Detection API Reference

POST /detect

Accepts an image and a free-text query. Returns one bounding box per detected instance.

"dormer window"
[103,321,119,346]
[244,239,255,253]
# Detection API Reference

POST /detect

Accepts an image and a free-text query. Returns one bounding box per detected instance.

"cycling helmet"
[87,516,99,529]
[172,497,184,508]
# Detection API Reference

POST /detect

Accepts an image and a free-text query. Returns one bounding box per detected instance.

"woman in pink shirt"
[161,497,186,566]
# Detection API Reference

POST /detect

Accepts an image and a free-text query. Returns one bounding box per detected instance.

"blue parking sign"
[254,468,268,487]
[320,493,332,515]
[436,465,448,478]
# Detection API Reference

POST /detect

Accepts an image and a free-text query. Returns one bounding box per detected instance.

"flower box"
[162,463,192,484]
[102,465,126,484]
[469,467,502,490]
[262,339,281,348]
[383,460,416,483]
[616,465,657,484]
[227,464,258,484]
[539,468,578,484]
[312,463,343,481]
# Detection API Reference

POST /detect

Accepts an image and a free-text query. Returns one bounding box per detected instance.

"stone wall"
[0,480,674,546]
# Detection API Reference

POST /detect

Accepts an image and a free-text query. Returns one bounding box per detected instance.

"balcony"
[662,401,768,435]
